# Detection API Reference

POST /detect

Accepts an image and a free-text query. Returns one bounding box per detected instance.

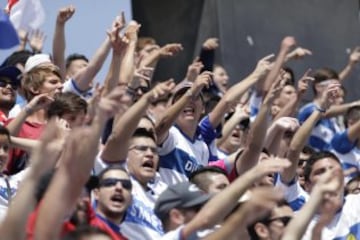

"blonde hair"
[22,64,62,101]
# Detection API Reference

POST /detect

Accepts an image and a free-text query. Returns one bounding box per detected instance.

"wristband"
[314,105,326,113]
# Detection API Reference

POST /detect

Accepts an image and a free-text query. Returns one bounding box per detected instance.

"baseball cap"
[154,182,211,220]
[0,66,22,85]
[171,81,204,104]
[24,54,52,73]
[0,10,19,49]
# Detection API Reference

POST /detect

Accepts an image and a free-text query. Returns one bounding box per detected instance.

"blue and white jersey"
[158,115,219,185]
[94,155,167,240]
[121,176,166,240]
[63,78,93,99]
[331,130,360,182]
[249,91,262,122]
[302,194,360,240]
[275,177,309,211]
[298,103,341,151]
[0,169,28,222]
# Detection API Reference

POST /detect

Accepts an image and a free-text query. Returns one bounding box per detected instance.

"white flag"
[9,0,45,31]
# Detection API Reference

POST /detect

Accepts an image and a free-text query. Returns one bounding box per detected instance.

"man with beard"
[0,66,21,125]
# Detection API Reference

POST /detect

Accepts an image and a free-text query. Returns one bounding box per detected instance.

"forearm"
[102,96,149,161]
[347,121,360,142]
[282,189,322,240]
[52,23,66,78]
[139,50,160,68]
[324,102,355,118]
[6,107,31,136]
[102,52,122,96]
[119,41,136,86]
[263,48,288,94]
[282,110,321,182]
[217,115,245,146]
[273,95,299,121]
[265,126,285,155]
[10,136,39,153]
[74,38,111,91]
[339,62,354,82]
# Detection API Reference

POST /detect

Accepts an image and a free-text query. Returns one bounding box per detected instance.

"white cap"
[24,54,52,73]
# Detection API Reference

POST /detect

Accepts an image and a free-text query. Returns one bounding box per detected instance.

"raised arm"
[138,43,183,69]
[52,6,75,78]
[282,169,342,240]
[34,87,125,240]
[281,84,340,183]
[155,72,212,144]
[0,120,61,240]
[101,80,175,162]
[203,187,283,240]
[208,54,274,128]
[29,29,46,54]
[236,78,284,175]
[257,36,296,96]
[182,158,291,239]
[339,46,360,82]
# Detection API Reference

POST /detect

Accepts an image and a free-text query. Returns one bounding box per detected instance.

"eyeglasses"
[129,145,158,154]
[265,216,292,226]
[0,80,18,90]
[98,178,132,190]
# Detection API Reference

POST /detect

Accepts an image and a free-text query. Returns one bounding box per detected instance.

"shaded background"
[133,0,360,101]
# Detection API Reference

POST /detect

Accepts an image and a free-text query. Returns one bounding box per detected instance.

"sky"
[0,0,133,83]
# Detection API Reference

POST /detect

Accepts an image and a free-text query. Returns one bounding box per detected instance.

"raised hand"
[97,86,132,119]
[29,29,46,53]
[281,36,297,51]
[25,93,54,114]
[57,6,75,25]
[318,83,341,110]
[274,117,300,132]
[191,71,213,97]
[159,43,183,58]
[107,12,128,54]
[125,21,141,42]
[287,47,312,60]
[349,46,360,65]
[186,57,204,82]
[297,69,314,95]
[248,157,291,181]
[146,79,176,102]
[17,29,28,50]
[134,66,154,82]
[202,38,219,50]
[253,54,275,78]
[263,74,286,105]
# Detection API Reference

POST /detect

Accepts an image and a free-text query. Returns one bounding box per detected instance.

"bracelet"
[314,105,326,113]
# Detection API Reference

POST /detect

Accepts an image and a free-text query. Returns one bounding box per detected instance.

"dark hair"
[65,53,89,70]
[301,146,316,156]
[303,151,341,183]
[189,166,228,192]
[61,226,110,240]
[132,127,157,143]
[1,50,33,67]
[47,92,88,119]
[345,174,360,195]
[312,68,339,95]
[283,66,295,85]
[247,199,290,240]
[345,106,360,127]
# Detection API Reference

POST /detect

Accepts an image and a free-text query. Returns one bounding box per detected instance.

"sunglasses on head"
[265,216,292,226]
[0,80,19,90]
[98,178,132,190]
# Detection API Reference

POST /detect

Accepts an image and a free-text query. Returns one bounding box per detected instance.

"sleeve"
[297,104,314,124]
[249,91,262,122]
[62,78,91,98]
[275,176,309,211]
[331,130,357,154]
[198,115,222,145]
[157,127,177,156]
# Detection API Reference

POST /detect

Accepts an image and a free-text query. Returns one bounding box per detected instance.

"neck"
[26,109,47,124]
[177,122,197,139]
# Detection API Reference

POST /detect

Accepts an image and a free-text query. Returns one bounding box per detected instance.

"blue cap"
[0,10,20,49]
[0,66,21,85]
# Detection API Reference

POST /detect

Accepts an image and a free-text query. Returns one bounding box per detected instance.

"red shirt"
[26,203,128,240]
[5,120,45,174]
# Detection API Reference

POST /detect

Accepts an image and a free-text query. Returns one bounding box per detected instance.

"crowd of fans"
[0,5,360,240]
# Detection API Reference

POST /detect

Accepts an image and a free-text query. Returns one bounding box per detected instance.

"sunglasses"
[129,145,158,154]
[0,80,19,90]
[265,216,292,226]
[98,178,132,190]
